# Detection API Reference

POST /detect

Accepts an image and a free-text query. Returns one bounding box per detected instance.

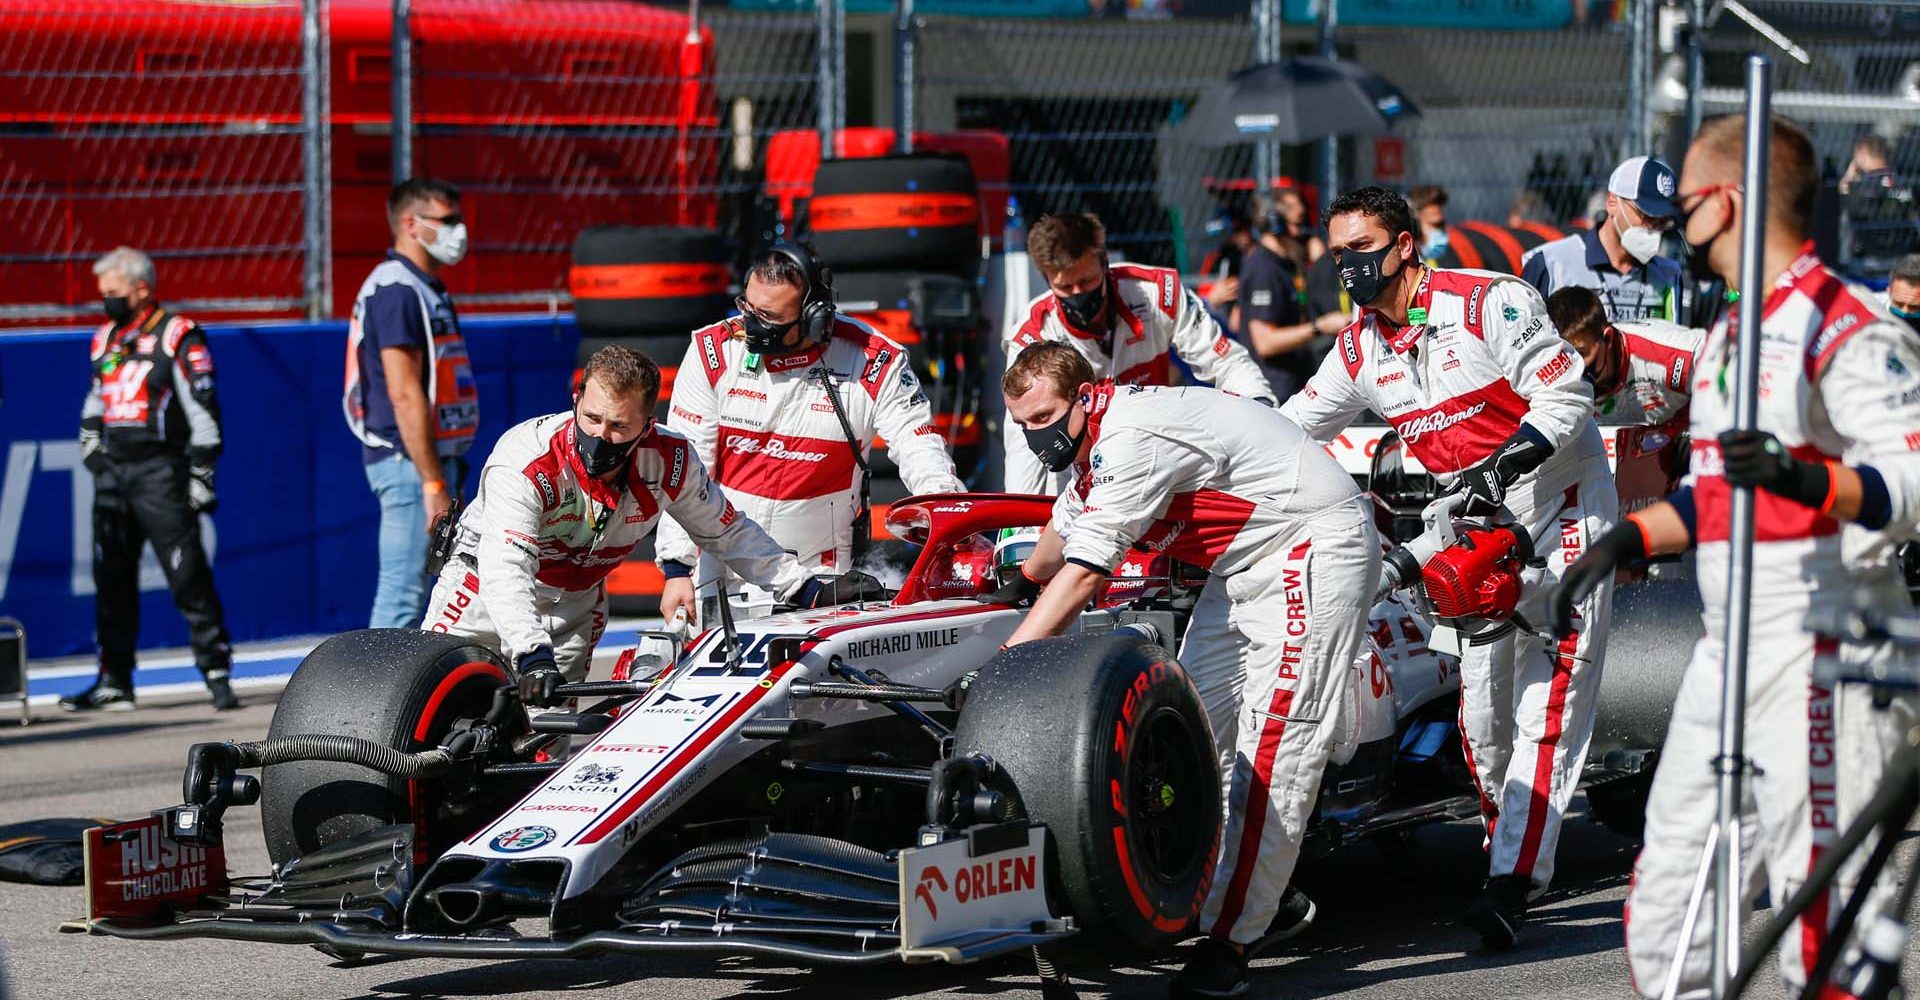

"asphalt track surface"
[0,693,1908,1000]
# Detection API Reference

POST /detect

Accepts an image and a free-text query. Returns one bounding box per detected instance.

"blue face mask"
[1894,305,1920,323]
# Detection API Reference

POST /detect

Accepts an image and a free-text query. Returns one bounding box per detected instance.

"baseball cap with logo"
[1608,156,1679,219]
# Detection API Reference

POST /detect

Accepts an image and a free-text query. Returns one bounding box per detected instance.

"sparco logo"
[1341,329,1359,366]
[726,435,830,462]
[534,471,557,508]
[1466,284,1483,326]
[667,444,686,490]
[702,332,722,371]
[1669,357,1687,389]
[1396,402,1486,442]
[864,348,893,384]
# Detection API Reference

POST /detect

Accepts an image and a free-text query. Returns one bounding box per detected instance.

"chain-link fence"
[395,2,820,307]
[0,0,316,323]
[1678,0,1920,275]
[7,0,1920,324]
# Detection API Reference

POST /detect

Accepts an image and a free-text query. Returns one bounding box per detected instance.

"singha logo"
[571,762,624,785]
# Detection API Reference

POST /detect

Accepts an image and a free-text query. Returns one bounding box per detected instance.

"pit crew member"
[1279,185,1616,948]
[1001,212,1276,494]
[1546,285,1704,430]
[657,244,963,623]
[66,246,237,713]
[424,345,834,703]
[1553,113,1920,997]
[999,342,1380,999]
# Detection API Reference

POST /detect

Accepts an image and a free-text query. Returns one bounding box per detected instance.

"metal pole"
[1685,0,1707,140]
[1709,53,1770,1000]
[1318,0,1338,210]
[302,0,326,320]
[1253,0,1278,201]
[832,0,847,135]
[391,0,411,185]
[894,0,914,153]
[816,0,836,160]
[1627,0,1650,158]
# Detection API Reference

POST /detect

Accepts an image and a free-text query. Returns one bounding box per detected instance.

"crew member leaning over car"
[996,341,1380,1000]
[422,345,855,706]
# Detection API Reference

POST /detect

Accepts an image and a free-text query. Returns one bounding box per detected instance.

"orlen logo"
[1534,353,1574,385]
[725,435,830,463]
[913,866,949,918]
[912,857,1037,918]
[1396,402,1486,443]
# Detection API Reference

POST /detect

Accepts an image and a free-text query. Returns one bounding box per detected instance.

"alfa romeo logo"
[492,826,558,852]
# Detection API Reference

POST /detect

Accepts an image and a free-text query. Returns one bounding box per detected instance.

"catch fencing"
[4,0,1920,323]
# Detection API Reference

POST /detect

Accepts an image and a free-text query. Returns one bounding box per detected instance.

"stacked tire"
[805,155,987,480]
[569,226,729,418]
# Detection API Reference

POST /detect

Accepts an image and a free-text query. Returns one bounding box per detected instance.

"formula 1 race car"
[75,464,1658,975]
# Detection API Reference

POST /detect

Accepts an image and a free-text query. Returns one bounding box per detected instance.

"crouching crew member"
[997,342,1380,1000]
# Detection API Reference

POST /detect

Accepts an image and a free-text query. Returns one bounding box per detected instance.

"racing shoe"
[1246,885,1318,957]
[59,679,137,712]
[1462,874,1534,950]
[205,674,241,711]
[1168,935,1248,1000]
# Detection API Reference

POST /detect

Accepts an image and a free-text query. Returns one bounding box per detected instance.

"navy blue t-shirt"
[357,252,443,464]
[1237,246,1314,383]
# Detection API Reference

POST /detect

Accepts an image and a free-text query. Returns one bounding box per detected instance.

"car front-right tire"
[953,631,1220,957]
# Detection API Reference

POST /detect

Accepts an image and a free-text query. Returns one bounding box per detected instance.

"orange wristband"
[1816,461,1841,515]
[422,479,447,495]
[1624,511,1654,556]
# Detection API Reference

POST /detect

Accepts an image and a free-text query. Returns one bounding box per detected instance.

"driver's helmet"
[993,526,1041,585]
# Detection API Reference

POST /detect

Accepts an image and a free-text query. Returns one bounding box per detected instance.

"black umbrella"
[1174,56,1420,147]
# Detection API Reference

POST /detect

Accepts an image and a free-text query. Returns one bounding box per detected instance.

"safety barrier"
[0,314,580,657]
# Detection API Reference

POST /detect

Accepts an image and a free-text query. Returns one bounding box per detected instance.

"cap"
[1608,156,1679,218]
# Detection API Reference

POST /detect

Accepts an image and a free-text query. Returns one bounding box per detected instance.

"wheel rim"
[1127,704,1211,884]
[407,660,508,862]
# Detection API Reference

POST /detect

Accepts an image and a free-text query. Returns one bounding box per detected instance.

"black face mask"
[103,296,135,326]
[1337,243,1402,306]
[741,311,801,356]
[1058,277,1109,333]
[574,415,641,477]
[1023,406,1086,473]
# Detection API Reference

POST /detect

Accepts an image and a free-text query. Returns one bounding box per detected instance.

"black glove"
[1549,521,1646,638]
[1718,429,1831,508]
[978,567,1043,606]
[515,646,565,707]
[1456,428,1553,517]
[187,464,218,515]
[798,570,888,608]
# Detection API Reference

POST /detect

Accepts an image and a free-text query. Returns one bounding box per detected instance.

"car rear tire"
[1585,772,1652,841]
[260,629,510,867]
[952,632,1219,957]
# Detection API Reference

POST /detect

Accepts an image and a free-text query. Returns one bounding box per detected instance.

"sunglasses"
[735,294,797,330]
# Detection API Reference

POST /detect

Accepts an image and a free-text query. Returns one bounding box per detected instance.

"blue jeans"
[365,452,464,629]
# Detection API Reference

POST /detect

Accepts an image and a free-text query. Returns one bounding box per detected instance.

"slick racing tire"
[953,632,1219,957]
[1585,771,1652,841]
[260,629,509,867]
